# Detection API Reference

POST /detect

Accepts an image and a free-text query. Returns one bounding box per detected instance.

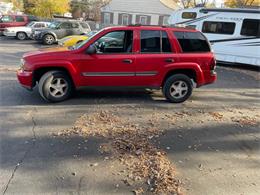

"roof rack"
[128,24,196,30]
[128,24,168,28]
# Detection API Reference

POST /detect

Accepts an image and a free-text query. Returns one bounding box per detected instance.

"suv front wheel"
[43,34,55,45]
[163,74,193,103]
[38,71,73,102]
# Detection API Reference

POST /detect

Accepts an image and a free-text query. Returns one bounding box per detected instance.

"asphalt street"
[0,36,259,195]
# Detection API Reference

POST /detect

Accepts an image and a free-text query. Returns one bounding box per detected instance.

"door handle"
[165,58,174,63]
[122,59,133,64]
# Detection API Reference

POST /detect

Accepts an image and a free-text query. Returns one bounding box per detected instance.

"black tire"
[38,71,73,102]
[16,32,27,40]
[43,34,55,45]
[163,74,193,103]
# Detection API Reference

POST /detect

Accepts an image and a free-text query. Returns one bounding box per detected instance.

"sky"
[214,0,224,7]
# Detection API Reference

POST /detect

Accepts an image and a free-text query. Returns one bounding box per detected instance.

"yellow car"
[58,31,98,47]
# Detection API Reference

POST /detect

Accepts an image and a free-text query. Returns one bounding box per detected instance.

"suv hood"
[23,47,70,58]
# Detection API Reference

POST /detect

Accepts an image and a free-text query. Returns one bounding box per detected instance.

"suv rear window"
[15,16,25,22]
[173,31,211,53]
[141,30,172,53]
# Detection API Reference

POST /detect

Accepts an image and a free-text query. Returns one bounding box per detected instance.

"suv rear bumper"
[17,69,33,90]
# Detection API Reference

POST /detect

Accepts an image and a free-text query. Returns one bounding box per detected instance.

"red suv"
[0,15,37,34]
[17,25,217,103]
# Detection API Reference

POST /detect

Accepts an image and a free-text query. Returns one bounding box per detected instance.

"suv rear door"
[135,29,178,86]
[173,31,213,71]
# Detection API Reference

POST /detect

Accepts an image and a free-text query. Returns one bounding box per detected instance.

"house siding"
[101,0,175,26]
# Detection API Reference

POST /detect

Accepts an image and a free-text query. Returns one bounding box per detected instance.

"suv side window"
[15,16,25,22]
[95,30,133,54]
[141,30,172,53]
[0,15,14,22]
[72,22,79,28]
[173,31,211,53]
[80,22,90,29]
[60,22,71,29]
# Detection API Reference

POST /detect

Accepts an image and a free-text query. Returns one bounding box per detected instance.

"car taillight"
[210,57,217,75]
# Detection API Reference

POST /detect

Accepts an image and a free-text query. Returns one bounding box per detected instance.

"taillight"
[210,57,217,75]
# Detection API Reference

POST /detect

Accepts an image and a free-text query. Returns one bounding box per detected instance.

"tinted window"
[28,15,37,21]
[60,22,71,29]
[0,15,13,22]
[202,21,235,35]
[15,16,25,22]
[141,30,172,53]
[174,31,210,53]
[72,22,79,28]
[80,22,89,29]
[162,31,172,53]
[241,19,260,36]
[141,30,161,53]
[95,30,133,53]
[182,12,197,19]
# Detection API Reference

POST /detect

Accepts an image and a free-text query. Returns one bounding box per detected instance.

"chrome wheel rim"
[49,78,68,98]
[45,36,54,44]
[170,81,188,99]
[18,33,26,40]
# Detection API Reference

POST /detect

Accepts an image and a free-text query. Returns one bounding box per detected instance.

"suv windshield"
[49,22,60,29]
[26,22,35,27]
[72,30,101,50]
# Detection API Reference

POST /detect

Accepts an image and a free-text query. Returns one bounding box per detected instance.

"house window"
[104,13,111,25]
[241,19,260,36]
[122,14,130,25]
[163,16,169,25]
[140,16,147,25]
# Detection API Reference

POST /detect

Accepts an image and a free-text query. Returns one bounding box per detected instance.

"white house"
[101,0,177,26]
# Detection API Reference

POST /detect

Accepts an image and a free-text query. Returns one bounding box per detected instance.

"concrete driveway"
[0,36,259,195]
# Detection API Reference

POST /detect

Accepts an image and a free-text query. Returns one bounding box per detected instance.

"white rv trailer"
[168,8,260,67]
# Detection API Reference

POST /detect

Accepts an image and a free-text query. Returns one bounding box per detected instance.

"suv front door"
[79,30,136,86]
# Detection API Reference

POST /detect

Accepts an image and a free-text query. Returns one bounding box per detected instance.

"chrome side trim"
[82,71,158,77]
[135,71,158,76]
[82,72,135,77]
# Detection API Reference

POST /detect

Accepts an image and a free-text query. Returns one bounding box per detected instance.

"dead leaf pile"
[57,111,181,194]
[232,116,259,126]
[209,112,224,121]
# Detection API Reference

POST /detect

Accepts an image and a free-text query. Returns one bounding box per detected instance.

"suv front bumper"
[17,69,33,90]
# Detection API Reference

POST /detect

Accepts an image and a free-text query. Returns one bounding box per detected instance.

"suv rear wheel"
[38,71,73,102]
[163,74,193,103]
[43,34,55,45]
[16,32,27,40]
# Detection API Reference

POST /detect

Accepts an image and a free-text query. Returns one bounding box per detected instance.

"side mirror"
[86,44,97,54]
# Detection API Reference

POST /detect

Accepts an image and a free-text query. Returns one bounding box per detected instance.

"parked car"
[32,21,91,45]
[0,14,37,35]
[3,21,50,40]
[17,25,217,103]
[58,30,98,47]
